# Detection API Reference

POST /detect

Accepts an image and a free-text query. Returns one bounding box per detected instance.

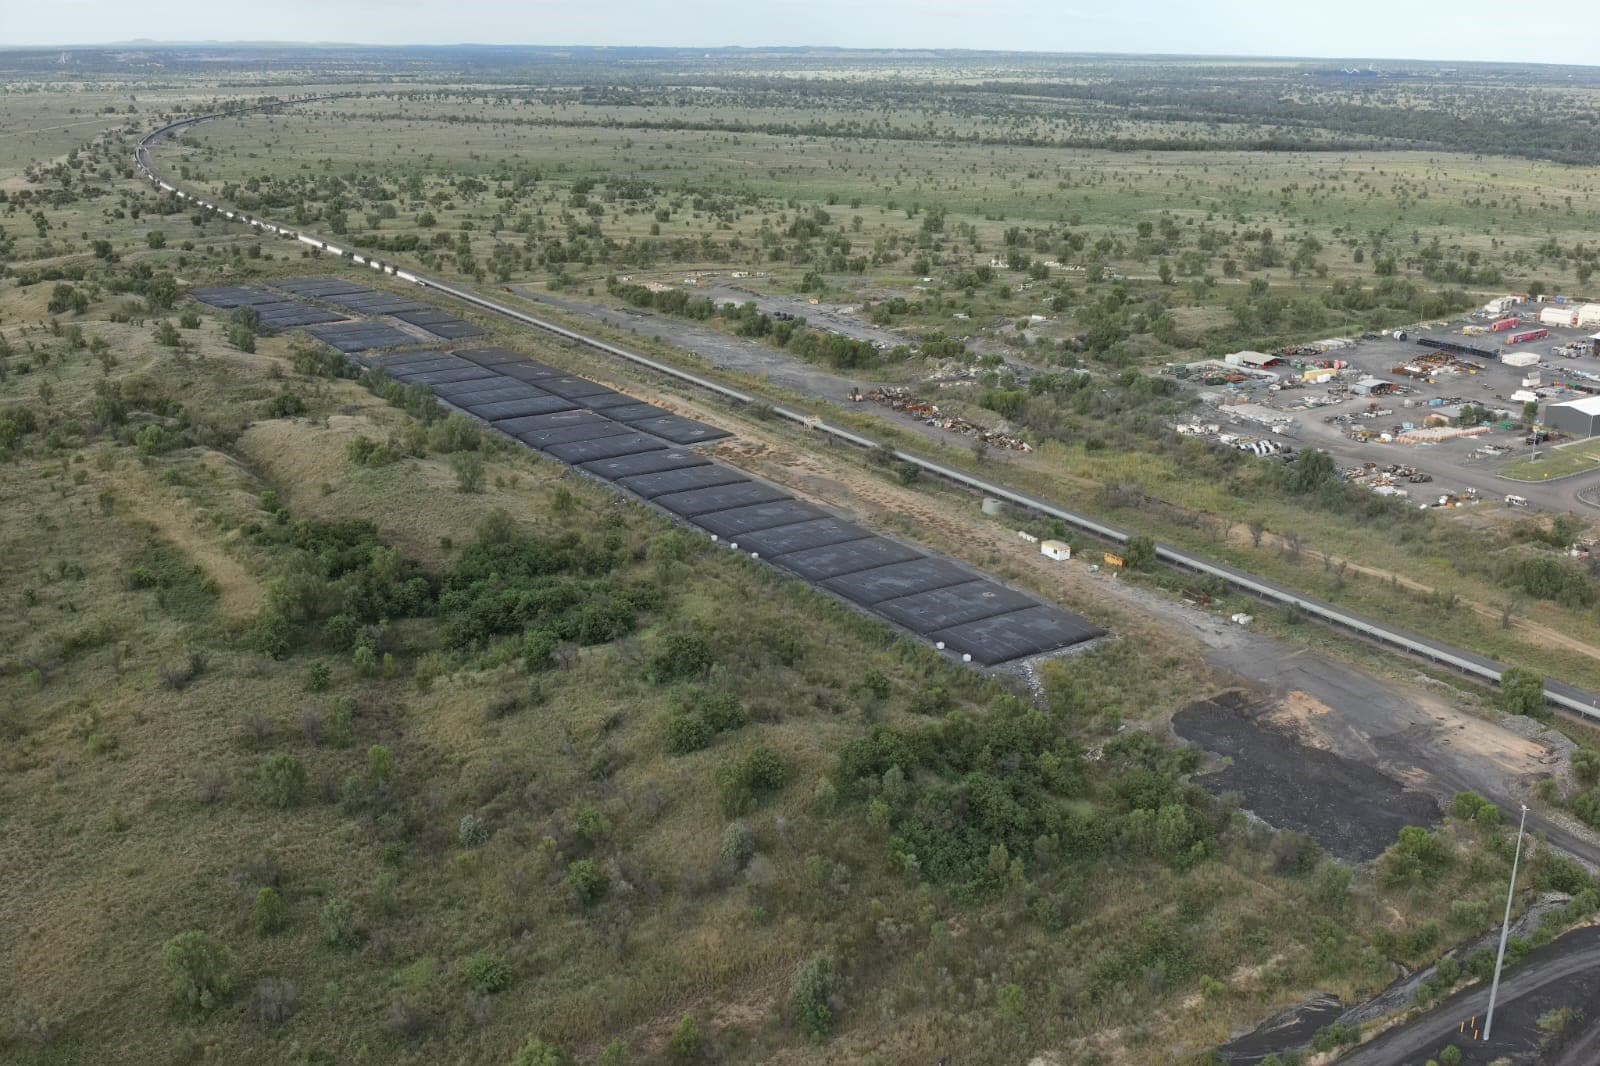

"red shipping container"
[1507,328,1548,345]
[1490,317,1518,331]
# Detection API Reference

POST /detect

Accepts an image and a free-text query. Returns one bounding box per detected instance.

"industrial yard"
[1179,298,1600,510]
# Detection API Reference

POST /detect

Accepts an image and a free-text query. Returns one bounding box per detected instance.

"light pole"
[1483,803,1529,1041]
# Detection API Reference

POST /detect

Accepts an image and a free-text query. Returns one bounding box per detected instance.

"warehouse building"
[1546,395,1600,439]
[1224,350,1280,370]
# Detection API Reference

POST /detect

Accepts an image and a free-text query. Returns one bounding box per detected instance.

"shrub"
[252,887,288,935]
[1269,830,1320,875]
[367,744,394,788]
[485,692,524,721]
[248,611,293,660]
[1310,1022,1358,1052]
[459,814,489,848]
[1498,666,1547,717]
[250,977,297,1027]
[464,952,513,994]
[306,660,331,692]
[326,696,356,748]
[1573,748,1600,788]
[522,628,559,672]
[267,390,305,417]
[665,689,746,754]
[565,859,607,906]
[668,1014,704,1065]
[1124,534,1156,570]
[720,821,755,872]
[511,1038,574,1066]
[717,746,787,817]
[790,953,836,1041]
[451,450,485,493]
[647,631,713,683]
[1381,826,1451,887]
[665,710,716,755]
[259,753,307,809]
[320,898,364,951]
[161,931,233,1013]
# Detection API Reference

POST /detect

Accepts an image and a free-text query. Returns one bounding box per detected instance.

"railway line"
[134,100,1600,721]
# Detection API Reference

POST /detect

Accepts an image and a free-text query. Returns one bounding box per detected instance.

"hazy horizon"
[3,0,1595,67]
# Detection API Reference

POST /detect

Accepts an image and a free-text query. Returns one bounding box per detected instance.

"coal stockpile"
[190,285,284,309]
[272,277,371,298]
[320,290,429,316]
[191,287,346,328]
[391,307,489,340]
[303,320,421,353]
[250,301,347,328]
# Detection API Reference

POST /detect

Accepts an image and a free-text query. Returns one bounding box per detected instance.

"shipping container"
[1102,552,1126,569]
[1490,317,1519,331]
[1508,329,1548,345]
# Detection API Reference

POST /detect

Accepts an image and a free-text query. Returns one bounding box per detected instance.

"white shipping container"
[1040,540,1072,561]
[1502,352,1540,368]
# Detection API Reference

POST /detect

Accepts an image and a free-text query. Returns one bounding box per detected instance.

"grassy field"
[1502,441,1600,482]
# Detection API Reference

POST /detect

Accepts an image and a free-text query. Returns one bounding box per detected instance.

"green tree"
[565,859,607,906]
[260,753,307,809]
[1123,534,1156,570]
[464,952,513,994]
[367,744,394,788]
[1573,748,1600,788]
[668,1014,704,1065]
[252,887,288,935]
[161,931,233,1013]
[1498,666,1546,718]
[791,954,837,1040]
[1290,449,1337,493]
[510,1038,573,1066]
[451,450,485,493]
[320,898,363,950]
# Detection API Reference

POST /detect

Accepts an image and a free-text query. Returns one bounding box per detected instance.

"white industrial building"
[1546,395,1600,439]
[1577,303,1600,328]
[1540,306,1579,328]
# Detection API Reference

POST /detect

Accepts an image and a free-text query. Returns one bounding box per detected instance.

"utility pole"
[1483,803,1529,1041]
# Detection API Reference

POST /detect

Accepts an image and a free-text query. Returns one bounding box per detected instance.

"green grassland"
[7,53,1600,1066]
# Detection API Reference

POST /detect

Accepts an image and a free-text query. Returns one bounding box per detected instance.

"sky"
[2,0,1595,67]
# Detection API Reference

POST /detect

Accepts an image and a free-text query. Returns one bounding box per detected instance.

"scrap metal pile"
[865,387,1032,451]
[1391,351,1484,379]
[1342,462,1433,486]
